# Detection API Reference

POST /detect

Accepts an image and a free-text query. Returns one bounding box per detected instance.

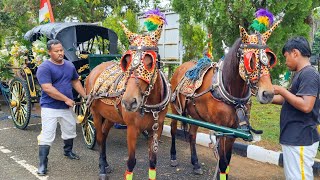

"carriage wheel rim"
[82,119,95,145]
[10,80,30,127]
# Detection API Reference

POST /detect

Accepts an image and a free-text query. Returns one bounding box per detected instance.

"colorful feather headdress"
[250,9,274,33]
[144,8,167,32]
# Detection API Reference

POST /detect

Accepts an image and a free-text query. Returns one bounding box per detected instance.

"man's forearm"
[272,95,284,105]
[278,88,309,112]
[72,80,86,98]
[43,86,70,102]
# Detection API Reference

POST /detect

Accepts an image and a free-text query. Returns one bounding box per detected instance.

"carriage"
[0,22,121,149]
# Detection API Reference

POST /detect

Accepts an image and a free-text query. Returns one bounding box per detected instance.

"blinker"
[132,52,141,68]
[259,50,269,66]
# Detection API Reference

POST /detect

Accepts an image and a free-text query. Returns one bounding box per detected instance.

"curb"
[162,125,320,176]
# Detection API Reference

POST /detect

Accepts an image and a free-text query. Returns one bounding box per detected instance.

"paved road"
[0,103,286,180]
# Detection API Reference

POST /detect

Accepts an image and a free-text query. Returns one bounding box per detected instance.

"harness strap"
[142,70,171,112]
[129,45,159,51]
[239,44,268,49]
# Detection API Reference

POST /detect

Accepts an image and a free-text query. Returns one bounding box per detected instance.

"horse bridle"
[237,33,271,94]
[121,45,171,153]
[125,46,160,111]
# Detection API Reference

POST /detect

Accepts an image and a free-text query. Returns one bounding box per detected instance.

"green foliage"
[172,0,318,80]
[0,49,13,81]
[102,9,140,54]
[312,29,320,56]
[180,24,206,62]
[0,0,148,45]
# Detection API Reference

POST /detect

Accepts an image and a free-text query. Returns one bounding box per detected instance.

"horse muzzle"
[121,98,141,112]
[257,90,274,104]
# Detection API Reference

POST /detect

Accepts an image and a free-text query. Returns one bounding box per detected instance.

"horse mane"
[222,38,243,87]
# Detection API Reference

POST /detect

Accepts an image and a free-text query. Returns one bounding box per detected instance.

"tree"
[0,0,150,42]
[312,29,320,56]
[102,8,141,54]
[172,0,320,80]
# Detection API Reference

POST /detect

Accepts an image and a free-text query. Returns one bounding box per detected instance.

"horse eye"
[143,54,154,71]
[120,54,131,71]
[250,55,256,70]
[267,52,277,68]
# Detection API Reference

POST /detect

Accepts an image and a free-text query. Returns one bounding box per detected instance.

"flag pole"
[47,0,55,22]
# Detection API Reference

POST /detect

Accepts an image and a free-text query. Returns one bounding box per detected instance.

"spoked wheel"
[9,77,31,129]
[74,97,96,149]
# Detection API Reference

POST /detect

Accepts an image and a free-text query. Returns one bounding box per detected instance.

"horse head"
[237,19,281,104]
[119,21,164,112]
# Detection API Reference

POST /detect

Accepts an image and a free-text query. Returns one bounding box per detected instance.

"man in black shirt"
[272,36,320,179]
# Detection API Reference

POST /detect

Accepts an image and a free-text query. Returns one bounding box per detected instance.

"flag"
[39,0,54,24]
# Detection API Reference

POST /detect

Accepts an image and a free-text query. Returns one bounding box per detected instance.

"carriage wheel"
[74,97,96,149]
[9,77,31,129]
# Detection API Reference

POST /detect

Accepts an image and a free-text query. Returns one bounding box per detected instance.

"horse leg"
[170,119,178,167]
[103,120,114,174]
[93,111,108,179]
[189,125,203,175]
[148,134,157,179]
[124,125,138,180]
[217,137,235,180]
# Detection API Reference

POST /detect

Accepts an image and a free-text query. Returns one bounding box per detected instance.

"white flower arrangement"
[0,48,13,81]
[9,41,29,68]
[31,40,48,66]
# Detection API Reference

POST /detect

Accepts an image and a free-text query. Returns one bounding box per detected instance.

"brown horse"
[85,20,170,179]
[169,21,281,179]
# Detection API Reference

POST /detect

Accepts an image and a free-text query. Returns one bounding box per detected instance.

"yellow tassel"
[257,16,269,27]
[149,168,156,180]
[147,15,162,25]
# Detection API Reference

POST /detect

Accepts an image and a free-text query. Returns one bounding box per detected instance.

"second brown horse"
[169,20,281,179]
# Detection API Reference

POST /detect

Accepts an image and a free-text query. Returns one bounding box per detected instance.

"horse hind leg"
[217,137,235,180]
[170,107,179,167]
[93,111,112,179]
[189,125,203,175]
[103,120,114,174]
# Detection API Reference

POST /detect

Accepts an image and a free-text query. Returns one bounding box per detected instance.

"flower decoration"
[144,8,167,32]
[9,41,29,68]
[0,48,13,81]
[250,9,274,33]
[31,39,48,66]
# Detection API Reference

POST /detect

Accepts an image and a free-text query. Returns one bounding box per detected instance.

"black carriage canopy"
[24,22,118,62]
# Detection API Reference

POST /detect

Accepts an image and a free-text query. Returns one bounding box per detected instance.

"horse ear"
[119,21,137,44]
[239,25,249,43]
[262,20,281,42]
[150,24,164,43]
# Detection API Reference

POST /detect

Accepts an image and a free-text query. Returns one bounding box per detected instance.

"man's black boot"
[37,145,50,176]
[63,139,80,160]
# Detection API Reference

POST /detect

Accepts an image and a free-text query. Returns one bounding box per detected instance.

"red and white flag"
[39,0,55,24]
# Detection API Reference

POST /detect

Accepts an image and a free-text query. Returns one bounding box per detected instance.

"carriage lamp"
[10,100,18,107]
[77,115,85,124]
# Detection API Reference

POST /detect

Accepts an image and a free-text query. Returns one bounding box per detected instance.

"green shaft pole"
[166,113,252,141]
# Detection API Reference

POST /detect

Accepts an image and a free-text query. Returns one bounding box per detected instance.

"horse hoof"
[105,165,113,174]
[170,160,178,167]
[99,174,108,180]
[193,168,203,175]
